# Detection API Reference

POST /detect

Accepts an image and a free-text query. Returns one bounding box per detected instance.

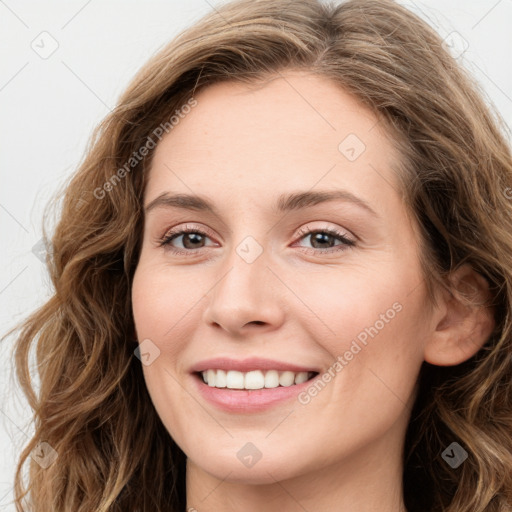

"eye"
[158,224,217,254]
[293,225,355,254]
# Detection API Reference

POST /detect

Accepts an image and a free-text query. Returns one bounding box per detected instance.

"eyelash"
[157,224,355,256]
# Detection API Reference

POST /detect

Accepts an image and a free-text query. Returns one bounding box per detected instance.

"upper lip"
[190,357,319,374]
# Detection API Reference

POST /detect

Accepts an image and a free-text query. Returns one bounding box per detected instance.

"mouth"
[195,369,319,390]
[189,357,322,411]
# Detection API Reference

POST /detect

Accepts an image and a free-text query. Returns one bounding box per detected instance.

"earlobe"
[424,264,495,367]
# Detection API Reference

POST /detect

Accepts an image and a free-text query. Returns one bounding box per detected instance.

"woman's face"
[131,71,435,484]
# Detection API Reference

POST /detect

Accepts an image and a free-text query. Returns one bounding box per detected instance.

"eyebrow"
[144,189,378,217]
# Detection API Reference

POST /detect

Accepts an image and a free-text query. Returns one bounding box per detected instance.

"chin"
[189,448,304,484]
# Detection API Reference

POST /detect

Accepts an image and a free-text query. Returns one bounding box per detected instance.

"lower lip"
[191,373,318,412]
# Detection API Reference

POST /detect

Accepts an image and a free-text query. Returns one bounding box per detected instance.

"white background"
[1,0,511,509]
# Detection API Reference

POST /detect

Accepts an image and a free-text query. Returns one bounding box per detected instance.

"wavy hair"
[6,0,512,510]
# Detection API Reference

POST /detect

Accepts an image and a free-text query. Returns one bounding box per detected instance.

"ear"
[424,264,495,366]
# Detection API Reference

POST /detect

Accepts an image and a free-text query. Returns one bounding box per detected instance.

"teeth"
[216,369,227,388]
[279,371,295,387]
[294,371,309,384]
[226,370,244,389]
[201,369,313,390]
[206,369,216,387]
[206,369,227,388]
[264,370,279,388]
[245,370,265,390]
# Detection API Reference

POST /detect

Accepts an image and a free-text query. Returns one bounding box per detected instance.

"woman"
[8,0,512,510]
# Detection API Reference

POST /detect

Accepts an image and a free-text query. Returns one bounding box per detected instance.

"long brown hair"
[6,0,512,510]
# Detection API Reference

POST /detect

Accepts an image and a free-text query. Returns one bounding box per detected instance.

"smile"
[200,369,318,390]
[189,357,322,411]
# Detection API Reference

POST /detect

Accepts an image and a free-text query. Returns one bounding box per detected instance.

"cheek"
[131,261,207,345]
[296,256,427,400]
[131,263,199,441]
[292,263,413,348]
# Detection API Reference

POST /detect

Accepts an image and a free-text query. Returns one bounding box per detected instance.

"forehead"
[146,71,403,217]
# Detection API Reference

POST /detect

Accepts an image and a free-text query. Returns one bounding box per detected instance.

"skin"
[131,71,494,512]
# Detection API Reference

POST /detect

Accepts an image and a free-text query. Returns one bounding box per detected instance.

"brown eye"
[294,226,355,254]
[159,225,217,254]
[307,231,339,249]
[174,232,207,249]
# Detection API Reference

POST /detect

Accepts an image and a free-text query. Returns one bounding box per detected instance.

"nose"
[201,242,286,337]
